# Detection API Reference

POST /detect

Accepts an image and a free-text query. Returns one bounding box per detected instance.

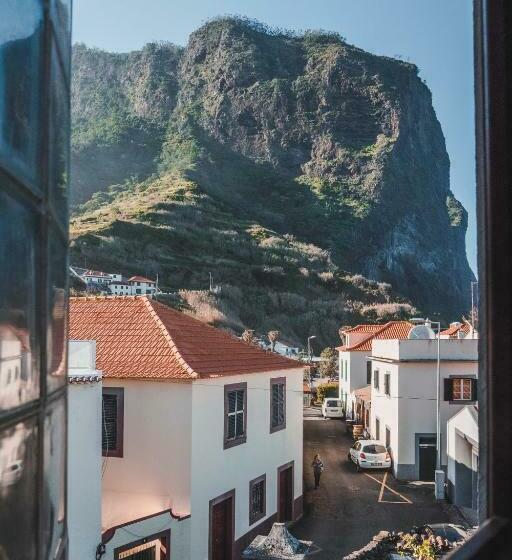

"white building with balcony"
[369,338,478,481]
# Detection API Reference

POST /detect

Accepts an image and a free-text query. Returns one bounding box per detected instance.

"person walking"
[312,454,324,489]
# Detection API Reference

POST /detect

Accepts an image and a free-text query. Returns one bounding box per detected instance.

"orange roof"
[69,296,300,380]
[342,324,383,334]
[83,270,111,277]
[128,276,155,283]
[337,321,413,352]
[440,322,472,338]
[354,385,371,402]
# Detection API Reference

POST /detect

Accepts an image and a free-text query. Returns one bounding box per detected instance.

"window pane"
[228,391,236,413]
[47,229,68,391]
[236,389,244,412]
[0,418,38,559]
[227,413,236,439]
[49,46,69,226]
[0,0,43,183]
[235,410,244,437]
[102,394,118,452]
[42,398,66,558]
[0,188,39,410]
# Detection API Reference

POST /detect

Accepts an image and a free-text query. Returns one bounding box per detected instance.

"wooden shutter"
[471,378,478,401]
[366,362,372,384]
[102,388,124,457]
[270,379,286,431]
[444,378,453,401]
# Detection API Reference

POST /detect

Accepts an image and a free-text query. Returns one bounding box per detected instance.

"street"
[293,408,450,559]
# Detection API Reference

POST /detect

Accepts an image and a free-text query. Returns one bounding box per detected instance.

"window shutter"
[471,378,478,401]
[444,378,453,401]
[102,394,118,452]
[366,362,372,384]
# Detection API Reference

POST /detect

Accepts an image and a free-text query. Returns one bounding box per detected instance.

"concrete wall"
[372,339,478,362]
[447,406,478,508]
[101,379,193,517]
[338,350,369,416]
[103,512,191,560]
[189,368,304,560]
[67,341,103,560]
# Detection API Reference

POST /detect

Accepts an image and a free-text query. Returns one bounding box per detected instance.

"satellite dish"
[408,324,436,340]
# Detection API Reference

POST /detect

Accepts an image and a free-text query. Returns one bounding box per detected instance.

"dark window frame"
[366,361,372,385]
[384,373,391,396]
[224,382,247,449]
[270,377,286,433]
[249,474,266,525]
[373,369,379,390]
[102,387,124,458]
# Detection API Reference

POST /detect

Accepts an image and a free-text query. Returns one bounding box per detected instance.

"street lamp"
[411,317,443,498]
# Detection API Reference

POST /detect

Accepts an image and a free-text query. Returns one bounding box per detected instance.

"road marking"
[364,472,413,504]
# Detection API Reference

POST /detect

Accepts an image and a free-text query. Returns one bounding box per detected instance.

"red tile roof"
[337,321,413,352]
[440,322,472,338]
[69,296,300,380]
[83,270,111,277]
[354,385,371,402]
[128,276,155,283]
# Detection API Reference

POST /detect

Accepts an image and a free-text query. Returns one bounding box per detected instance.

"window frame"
[224,382,247,449]
[373,369,379,390]
[452,378,473,401]
[366,361,372,385]
[384,373,391,396]
[270,377,286,433]
[102,387,124,458]
[249,473,266,525]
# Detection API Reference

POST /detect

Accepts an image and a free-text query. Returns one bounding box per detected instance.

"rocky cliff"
[70,17,474,344]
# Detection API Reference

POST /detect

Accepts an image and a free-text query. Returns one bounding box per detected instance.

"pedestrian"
[312,453,324,489]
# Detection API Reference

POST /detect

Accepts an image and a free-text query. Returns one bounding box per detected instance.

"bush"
[316,383,339,403]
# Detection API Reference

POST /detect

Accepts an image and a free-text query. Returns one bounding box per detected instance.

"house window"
[102,388,124,457]
[249,474,266,525]
[366,361,372,384]
[375,417,380,441]
[445,377,476,402]
[224,382,247,449]
[374,369,379,390]
[384,373,390,396]
[270,377,286,432]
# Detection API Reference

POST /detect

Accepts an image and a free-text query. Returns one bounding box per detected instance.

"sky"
[73,0,477,273]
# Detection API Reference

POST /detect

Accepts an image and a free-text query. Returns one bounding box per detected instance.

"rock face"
[71,17,474,325]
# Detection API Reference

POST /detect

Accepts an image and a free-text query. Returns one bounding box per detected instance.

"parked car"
[348,440,391,471]
[321,398,343,419]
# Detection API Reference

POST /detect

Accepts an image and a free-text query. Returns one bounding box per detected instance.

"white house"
[108,281,132,296]
[82,269,113,286]
[369,338,478,481]
[337,322,412,419]
[447,405,479,511]
[69,295,303,560]
[127,276,157,295]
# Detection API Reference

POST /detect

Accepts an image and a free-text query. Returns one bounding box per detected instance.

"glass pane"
[235,410,244,437]
[0,188,39,410]
[228,391,236,413]
[47,228,68,391]
[236,390,244,412]
[0,418,38,559]
[51,0,72,69]
[42,398,66,558]
[49,45,70,226]
[227,414,236,439]
[0,0,43,183]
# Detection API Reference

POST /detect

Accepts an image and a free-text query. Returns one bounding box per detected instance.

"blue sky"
[73,0,476,272]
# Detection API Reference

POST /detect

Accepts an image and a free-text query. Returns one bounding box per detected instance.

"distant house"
[108,281,132,296]
[69,296,304,560]
[337,322,412,419]
[440,321,475,339]
[303,383,312,407]
[82,270,112,286]
[369,337,478,481]
[127,275,157,295]
[447,405,478,511]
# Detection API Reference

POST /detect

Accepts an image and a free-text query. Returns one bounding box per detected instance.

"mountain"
[69,16,474,347]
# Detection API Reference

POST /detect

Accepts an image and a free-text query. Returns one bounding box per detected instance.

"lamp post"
[307,335,316,363]
[411,317,443,498]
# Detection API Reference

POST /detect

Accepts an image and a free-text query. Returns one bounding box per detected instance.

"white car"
[321,398,343,419]
[348,440,391,471]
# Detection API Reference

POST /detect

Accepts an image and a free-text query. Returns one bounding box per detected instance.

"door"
[418,436,436,481]
[210,497,233,560]
[278,465,293,522]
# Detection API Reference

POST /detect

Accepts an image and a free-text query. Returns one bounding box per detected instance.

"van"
[321,398,343,419]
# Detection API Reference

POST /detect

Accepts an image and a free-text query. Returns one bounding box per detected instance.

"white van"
[321,398,343,419]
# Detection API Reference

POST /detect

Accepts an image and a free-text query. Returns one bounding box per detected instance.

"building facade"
[369,338,478,481]
[69,296,303,560]
[0,2,72,558]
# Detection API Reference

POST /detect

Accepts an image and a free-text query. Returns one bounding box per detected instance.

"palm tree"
[267,330,280,352]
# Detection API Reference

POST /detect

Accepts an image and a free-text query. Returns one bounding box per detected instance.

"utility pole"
[209,272,213,292]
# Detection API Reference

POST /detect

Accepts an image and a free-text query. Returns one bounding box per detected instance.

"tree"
[319,347,337,379]
[267,330,280,352]
[242,329,256,345]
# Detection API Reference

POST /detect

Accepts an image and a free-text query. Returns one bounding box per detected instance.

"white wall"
[338,350,369,416]
[370,364,398,463]
[189,368,304,560]
[67,341,103,560]
[447,406,478,486]
[102,379,193,520]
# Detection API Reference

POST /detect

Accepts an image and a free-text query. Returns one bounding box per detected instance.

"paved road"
[293,409,450,559]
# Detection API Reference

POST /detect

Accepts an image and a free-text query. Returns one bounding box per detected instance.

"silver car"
[348,440,391,471]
